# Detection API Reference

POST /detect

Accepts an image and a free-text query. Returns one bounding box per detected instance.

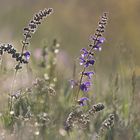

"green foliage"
[1,112,14,130]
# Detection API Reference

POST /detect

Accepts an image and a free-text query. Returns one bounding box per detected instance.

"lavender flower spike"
[75,12,108,101]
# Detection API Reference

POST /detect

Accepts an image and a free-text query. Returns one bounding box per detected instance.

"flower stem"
[75,25,104,102]
[15,30,30,72]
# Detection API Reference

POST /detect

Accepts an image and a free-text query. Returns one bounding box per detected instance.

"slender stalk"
[9,30,30,111]
[75,28,103,101]
[15,30,30,73]
[9,70,17,111]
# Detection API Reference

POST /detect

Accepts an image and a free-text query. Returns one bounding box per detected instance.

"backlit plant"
[0,8,127,140]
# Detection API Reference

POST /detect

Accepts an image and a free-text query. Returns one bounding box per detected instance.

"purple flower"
[89,37,105,51]
[83,71,94,79]
[72,14,108,104]
[85,59,95,67]
[94,37,105,51]
[77,97,89,106]
[79,57,86,65]
[93,45,102,51]
[97,37,105,44]
[80,48,88,58]
[80,57,95,67]
[90,36,105,45]
[80,81,91,92]
[24,51,30,60]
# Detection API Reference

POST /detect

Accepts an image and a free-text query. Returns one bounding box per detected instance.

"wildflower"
[75,12,108,101]
[98,37,105,44]
[90,37,105,51]
[79,57,95,67]
[93,45,102,51]
[90,36,105,44]
[24,51,31,60]
[82,71,94,79]
[77,97,89,106]
[80,48,88,58]
[80,81,91,92]
[85,59,95,67]
[79,57,86,65]
[81,48,94,59]
[13,8,53,71]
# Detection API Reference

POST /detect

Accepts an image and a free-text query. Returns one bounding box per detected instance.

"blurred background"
[0,0,140,92]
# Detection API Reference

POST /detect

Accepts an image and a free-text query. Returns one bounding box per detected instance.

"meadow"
[0,1,140,140]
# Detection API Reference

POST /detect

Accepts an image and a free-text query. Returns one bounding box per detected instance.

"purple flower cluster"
[22,8,53,60]
[71,13,108,105]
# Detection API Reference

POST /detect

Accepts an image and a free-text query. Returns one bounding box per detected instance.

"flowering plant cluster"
[15,8,53,70]
[5,8,53,112]
[64,13,112,134]
[71,13,108,105]
[0,8,118,140]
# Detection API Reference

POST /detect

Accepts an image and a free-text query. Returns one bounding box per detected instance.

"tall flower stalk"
[73,13,108,103]
[9,8,53,111]
[15,8,53,71]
